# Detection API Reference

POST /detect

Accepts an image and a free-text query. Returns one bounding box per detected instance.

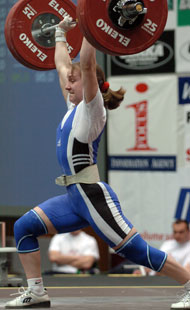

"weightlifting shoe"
[5,287,51,308]
[171,290,190,309]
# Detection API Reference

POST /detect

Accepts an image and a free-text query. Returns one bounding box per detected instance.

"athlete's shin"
[160,255,190,284]
[115,232,167,272]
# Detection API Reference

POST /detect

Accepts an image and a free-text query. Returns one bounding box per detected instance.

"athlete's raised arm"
[54,17,76,101]
[80,37,99,104]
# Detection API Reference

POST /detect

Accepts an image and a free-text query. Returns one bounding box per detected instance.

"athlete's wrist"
[55,27,67,43]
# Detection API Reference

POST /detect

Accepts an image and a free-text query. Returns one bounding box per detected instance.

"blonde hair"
[72,62,126,110]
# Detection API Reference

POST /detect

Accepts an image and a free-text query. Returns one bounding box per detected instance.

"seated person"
[48,229,100,274]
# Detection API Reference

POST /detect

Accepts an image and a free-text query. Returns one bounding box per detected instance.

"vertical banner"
[108,75,177,166]
[174,74,190,225]
[178,77,190,167]
[107,75,187,248]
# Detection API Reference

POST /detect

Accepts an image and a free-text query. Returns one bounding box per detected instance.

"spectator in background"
[134,219,190,275]
[156,220,190,272]
[48,230,100,274]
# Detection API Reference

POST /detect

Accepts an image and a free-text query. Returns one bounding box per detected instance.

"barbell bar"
[32,20,77,37]
[4,0,168,70]
[33,1,147,36]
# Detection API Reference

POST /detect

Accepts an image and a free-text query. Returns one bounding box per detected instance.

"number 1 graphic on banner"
[126,100,157,151]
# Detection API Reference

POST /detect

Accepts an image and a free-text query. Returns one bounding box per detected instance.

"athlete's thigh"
[38,194,89,233]
[75,182,133,248]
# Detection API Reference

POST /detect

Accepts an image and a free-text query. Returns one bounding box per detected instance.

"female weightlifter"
[5,17,190,310]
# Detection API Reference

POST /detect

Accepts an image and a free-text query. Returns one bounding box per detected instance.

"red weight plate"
[77,0,168,56]
[5,0,83,70]
[77,3,110,55]
[5,4,29,66]
[77,6,104,50]
[5,3,43,70]
[5,1,56,70]
[77,1,116,57]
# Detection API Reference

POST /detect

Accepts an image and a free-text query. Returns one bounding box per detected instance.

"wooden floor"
[0,275,183,310]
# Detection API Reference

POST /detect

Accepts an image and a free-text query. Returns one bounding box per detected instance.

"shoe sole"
[5,301,51,309]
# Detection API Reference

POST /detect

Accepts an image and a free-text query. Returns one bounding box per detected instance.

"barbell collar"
[109,0,148,29]
[118,3,147,27]
[121,1,145,18]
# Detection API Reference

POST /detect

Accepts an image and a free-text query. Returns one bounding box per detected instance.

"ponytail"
[102,87,126,110]
[96,64,126,110]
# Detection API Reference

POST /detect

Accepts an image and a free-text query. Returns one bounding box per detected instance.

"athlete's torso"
[56,89,106,175]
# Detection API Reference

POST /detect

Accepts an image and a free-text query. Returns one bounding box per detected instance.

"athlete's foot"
[5,287,51,308]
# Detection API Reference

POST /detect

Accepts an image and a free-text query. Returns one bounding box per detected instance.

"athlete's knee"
[115,232,167,272]
[14,209,48,253]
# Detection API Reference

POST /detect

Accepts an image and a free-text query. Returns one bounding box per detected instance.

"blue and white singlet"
[39,89,133,248]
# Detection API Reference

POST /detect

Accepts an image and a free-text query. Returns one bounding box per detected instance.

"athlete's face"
[173,222,190,243]
[66,69,83,105]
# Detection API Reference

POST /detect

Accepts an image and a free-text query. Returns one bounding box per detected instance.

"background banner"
[108,31,175,75]
[107,75,190,248]
[178,77,190,167]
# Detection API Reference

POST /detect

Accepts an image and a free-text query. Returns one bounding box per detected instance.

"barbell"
[4,0,168,71]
